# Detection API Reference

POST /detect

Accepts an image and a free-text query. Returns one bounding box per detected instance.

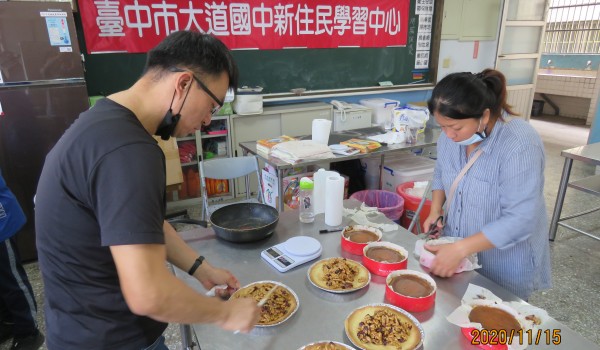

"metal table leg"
[549,157,573,241]
[277,168,284,212]
[167,263,200,349]
[408,180,432,234]
[180,324,198,349]
[378,154,385,189]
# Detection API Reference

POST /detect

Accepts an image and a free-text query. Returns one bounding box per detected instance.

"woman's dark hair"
[427,69,518,121]
[144,31,238,89]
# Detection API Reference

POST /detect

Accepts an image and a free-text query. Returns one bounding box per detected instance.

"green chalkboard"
[232,47,430,94]
[77,1,439,96]
[82,53,147,96]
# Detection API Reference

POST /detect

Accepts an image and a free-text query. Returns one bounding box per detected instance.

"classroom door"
[495,0,548,120]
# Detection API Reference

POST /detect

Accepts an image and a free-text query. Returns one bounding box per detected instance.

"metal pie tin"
[231,280,299,327]
[344,303,425,350]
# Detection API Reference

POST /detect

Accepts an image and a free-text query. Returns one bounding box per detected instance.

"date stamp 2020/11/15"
[471,328,562,346]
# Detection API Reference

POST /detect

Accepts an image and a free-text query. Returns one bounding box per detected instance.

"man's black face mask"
[155,82,192,140]
[155,108,181,141]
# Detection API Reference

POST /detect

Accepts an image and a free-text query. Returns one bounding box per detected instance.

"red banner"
[79,0,410,54]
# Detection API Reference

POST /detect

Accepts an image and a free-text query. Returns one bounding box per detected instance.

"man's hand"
[217,297,261,333]
[195,261,240,297]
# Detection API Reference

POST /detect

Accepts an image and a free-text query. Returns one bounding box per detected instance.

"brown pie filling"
[468,305,522,333]
[390,275,433,298]
[366,247,405,263]
[344,230,379,243]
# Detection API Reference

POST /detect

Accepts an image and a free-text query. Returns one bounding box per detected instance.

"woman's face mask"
[453,118,487,146]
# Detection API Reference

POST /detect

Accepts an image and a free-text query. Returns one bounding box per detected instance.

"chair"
[199,155,263,221]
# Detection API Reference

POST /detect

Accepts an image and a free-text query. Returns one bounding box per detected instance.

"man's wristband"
[187,256,205,276]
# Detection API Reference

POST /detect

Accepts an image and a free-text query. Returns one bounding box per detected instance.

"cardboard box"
[154,136,184,186]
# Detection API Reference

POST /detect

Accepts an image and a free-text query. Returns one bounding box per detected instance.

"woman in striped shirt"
[423,69,552,300]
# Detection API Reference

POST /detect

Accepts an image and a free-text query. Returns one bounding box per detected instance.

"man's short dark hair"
[144,31,238,89]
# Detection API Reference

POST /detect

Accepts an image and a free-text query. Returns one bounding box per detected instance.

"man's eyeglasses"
[169,67,224,115]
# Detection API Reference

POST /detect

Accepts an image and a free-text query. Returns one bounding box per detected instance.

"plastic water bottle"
[299,177,315,223]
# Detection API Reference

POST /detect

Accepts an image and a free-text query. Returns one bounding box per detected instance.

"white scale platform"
[261,236,322,272]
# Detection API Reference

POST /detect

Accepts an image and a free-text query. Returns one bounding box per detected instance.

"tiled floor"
[1,115,599,350]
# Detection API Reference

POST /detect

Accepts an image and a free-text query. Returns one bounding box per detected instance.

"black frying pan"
[168,203,278,243]
[210,203,279,242]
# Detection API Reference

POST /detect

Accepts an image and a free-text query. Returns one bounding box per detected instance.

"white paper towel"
[313,169,338,215]
[312,119,332,145]
[325,175,344,226]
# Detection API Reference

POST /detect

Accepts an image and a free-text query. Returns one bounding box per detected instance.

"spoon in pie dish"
[257,285,279,307]
[233,285,278,335]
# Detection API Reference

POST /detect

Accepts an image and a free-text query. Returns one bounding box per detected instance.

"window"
[543,0,600,53]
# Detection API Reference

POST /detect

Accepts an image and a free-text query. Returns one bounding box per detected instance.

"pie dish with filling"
[308,257,370,293]
[345,303,424,350]
[230,280,299,326]
[298,341,354,350]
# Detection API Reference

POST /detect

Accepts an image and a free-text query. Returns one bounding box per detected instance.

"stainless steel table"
[176,200,598,350]
[239,126,441,211]
[549,142,600,241]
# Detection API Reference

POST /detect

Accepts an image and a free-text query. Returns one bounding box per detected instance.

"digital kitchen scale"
[261,236,322,272]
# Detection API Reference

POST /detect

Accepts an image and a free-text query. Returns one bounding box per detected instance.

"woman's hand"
[422,213,444,238]
[425,242,467,277]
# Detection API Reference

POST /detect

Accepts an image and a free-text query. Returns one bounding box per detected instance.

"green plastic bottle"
[299,177,314,223]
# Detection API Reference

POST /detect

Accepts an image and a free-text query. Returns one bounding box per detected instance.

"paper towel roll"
[314,169,338,215]
[312,119,332,145]
[325,175,344,226]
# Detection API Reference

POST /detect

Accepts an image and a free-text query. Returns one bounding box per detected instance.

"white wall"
[436,40,499,81]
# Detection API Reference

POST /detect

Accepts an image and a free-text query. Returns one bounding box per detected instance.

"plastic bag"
[414,237,481,273]
[349,190,404,221]
[216,102,234,115]
[393,106,430,131]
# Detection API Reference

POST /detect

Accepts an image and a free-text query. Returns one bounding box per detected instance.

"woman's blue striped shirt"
[432,117,552,300]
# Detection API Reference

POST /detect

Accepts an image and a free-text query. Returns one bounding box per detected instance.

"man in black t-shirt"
[35,31,260,350]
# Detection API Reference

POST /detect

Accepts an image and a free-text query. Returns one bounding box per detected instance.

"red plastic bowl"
[362,242,408,277]
[341,225,382,256]
[385,270,436,312]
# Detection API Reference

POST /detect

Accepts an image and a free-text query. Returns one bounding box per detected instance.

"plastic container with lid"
[358,98,400,129]
[233,86,263,115]
[382,155,435,193]
[299,177,314,223]
[360,152,416,190]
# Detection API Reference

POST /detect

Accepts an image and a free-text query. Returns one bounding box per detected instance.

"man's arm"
[162,221,239,290]
[110,243,259,332]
